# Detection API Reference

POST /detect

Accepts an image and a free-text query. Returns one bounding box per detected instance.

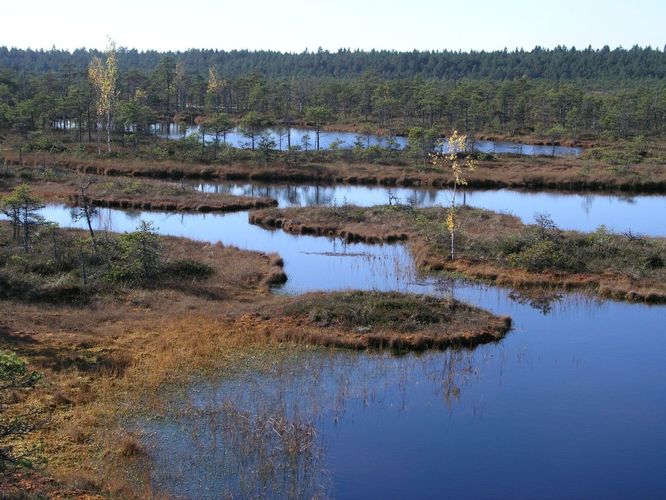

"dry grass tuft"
[118,433,145,458]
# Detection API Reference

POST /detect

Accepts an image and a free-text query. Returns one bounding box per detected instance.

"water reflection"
[27,197,666,498]
[143,288,666,498]
[37,203,663,312]
[143,348,480,498]
[157,124,583,157]
[192,181,666,236]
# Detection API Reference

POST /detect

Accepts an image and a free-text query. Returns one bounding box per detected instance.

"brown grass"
[0,220,511,496]
[10,149,666,193]
[0,231,281,496]
[263,291,511,351]
[118,434,145,458]
[250,205,666,303]
[0,168,276,213]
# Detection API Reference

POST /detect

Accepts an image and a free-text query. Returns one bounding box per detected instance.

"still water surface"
[193,181,666,236]
[161,124,583,157]
[37,185,666,498]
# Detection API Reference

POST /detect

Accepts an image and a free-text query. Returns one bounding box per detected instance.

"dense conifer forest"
[1,45,665,143]
[2,46,665,79]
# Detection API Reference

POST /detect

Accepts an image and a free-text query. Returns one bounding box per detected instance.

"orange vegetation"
[0,168,276,213]
[0,225,509,496]
[9,149,666,193]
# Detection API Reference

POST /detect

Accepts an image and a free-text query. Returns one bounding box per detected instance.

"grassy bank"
[7,139,666,193]
[251,205,666,303]
[0,165,277,214]
[0,222,281,495]
[267,291,511,351]
[0,219,510,496]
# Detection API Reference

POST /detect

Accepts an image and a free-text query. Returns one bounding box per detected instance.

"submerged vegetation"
[0,188,513,494]
[0,43,665,497]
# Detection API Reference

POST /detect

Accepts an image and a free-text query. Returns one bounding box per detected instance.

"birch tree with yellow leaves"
[88,40,118,154]
[431,131,476,260]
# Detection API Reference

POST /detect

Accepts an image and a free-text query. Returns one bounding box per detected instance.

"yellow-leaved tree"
[431,131,476,260]
[88,40,118,154]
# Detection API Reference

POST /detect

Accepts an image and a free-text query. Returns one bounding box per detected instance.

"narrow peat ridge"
[11,147,666,193]
[251,204,666,303]
[0,166,277,214]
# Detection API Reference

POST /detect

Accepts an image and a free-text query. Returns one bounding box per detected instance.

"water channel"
[192,181,666,236]
[55,120,582,157]
[37,182,666,498]
[160,124,583,157]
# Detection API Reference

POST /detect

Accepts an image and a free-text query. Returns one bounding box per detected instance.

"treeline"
[1,45,666,80]
[1,46,666,146]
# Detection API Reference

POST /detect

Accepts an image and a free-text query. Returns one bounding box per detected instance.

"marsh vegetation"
[252,204,666,302]
[1,44,666,497]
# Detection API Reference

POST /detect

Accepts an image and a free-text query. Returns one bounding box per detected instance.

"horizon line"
[1,44,664,55]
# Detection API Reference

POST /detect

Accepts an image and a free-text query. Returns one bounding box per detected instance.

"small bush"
[118,434,145,458]
[29,259,77,276]
[119,180,145,196]
[27,135,67,154]
[509,239,573,273]
[1,350,42,470]
[165,259,214,279]
[106,221,162,285]
[496,235,530,255]
[644,253,664,270]
[582,141,645,165]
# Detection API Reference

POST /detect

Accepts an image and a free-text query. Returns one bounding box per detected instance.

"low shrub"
[165,259,215,279]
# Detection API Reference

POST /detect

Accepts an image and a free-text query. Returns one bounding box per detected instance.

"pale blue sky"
[1,0,664,52]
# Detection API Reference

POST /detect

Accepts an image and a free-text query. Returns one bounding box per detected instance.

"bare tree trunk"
[85,206,96,249]
[79,186,97,251]
[201,125,206,159]
[12,208,19,240]
[96,121,101,155]
[449,184,457,260]
[22,206,29,253]
[107,109,112,153]
[87,108,92,142]
[80,256,88,287]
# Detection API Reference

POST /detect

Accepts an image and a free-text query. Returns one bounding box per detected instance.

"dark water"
[161,124,583,157]
[143,296,666,498]
[34,187,666,498]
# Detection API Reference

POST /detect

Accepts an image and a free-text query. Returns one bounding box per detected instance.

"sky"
[1,0,664,53]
